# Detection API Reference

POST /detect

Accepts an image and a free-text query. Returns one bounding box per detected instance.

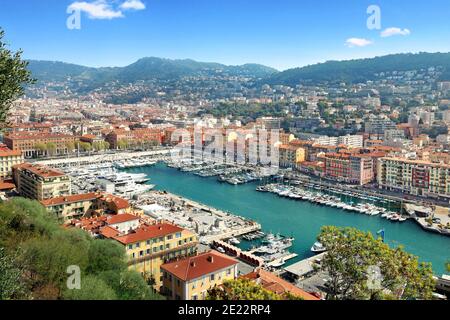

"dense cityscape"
[0,0,449,309]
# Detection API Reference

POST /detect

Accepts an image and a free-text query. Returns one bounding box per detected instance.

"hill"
[26,57,279,85]
[264,52,450,85]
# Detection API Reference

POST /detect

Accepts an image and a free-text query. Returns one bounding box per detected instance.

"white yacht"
[311,242,327,253]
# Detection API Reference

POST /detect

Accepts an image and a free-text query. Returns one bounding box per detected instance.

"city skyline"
[1,0,450,70]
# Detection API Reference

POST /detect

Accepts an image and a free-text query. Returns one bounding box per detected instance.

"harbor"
[123,162,450,275]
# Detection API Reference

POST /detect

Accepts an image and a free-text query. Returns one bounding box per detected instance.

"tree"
[116,271,154,300]
[63,275,117,300]
[0,29,34,130]
[86,239,127,274]
[0,248,26,300]
[79,142,92,152]
[65,141,75,154]
[46,142,57,156]
[34,143,47,157]
[318,226,435,300]
[207,278,281,300]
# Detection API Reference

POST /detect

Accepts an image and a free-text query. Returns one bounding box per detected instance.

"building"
[105,128,163,149]
[279,144,306,168]
[242,269,320,300]
[103,222,198,289]
[314,135,363,148]
[13,163,71,200]
[324,153,374,185]
[3,132,79,158]
[0,145,24,179]
[161,251,238,300]
[365,118,396,135]
[378,157,450,199]
[40,192,131,222]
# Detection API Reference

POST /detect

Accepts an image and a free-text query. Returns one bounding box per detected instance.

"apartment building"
[12,163,71,200]
[40,192,131,222]
[161,251,238,300]
[3,132,79,158]
[103,222,198,289]
[0,145,24,179]
[105,128,163,149]
[378,157,450,199]
[324,153,374,185]
[279,144,306,168]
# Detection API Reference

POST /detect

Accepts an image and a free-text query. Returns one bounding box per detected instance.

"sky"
[1,0,450,70]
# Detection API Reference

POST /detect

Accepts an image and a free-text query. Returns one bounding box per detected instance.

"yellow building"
[0,146,24,179]
[12,162,71,200]
[108,223,198,290]
[279,144,306,168]
[161,251,238,300]
[40,192,132,222]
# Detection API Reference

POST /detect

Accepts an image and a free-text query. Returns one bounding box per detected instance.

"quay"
[135,191,262,244]
[33,149,172,168]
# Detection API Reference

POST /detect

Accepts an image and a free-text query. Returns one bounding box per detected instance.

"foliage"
[0,198,163,300]
[63,275,117,300]
[86,239,127,274]
[318,226,435,300]
[206,278,281,300]
[0,248,26,300]
[205,102,287,121]
[0,29,35,129]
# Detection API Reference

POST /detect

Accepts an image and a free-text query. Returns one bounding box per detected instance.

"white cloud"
[68,1,124,20]
[120,0,146,11]
[345,38,373,48]
[380,27,411,38]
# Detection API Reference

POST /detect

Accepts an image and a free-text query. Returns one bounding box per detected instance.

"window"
[167,235,173,240]
[146,240,151,245]
[210,274,215,281]
[159,245,164,251]
[166,244,170,250]
[175,232,181,238]
[128,244,133,250]
[139,250,144,257]
[146,249,151,255]
[192,294,198,300]
[135,242,140,248]
[227,268,232,276]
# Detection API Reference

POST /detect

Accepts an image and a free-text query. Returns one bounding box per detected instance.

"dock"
[267,253,298,268]
[283,252,326,280]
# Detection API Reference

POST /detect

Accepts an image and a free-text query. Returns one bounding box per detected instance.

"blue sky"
[1,0,450,70]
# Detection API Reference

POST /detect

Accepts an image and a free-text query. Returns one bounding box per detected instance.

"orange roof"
[107,213,139,225]
[0,148,22,157]
[100,194,130,210]
[0,181,16,190]
[113,223,185,244]
[40,192,99,206]
[242,269,320,300]
[99,225,121,238]
[161,251,238,282]
[14,162,66,178]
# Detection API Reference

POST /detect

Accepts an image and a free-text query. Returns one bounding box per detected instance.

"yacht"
[228,237,240,245]
[311,242,327,253]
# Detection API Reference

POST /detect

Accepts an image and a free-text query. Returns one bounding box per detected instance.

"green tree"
[207,278,281,300]
[46,142,57,156]
[318,226,435,300]
[65,141,75,154]
[86,239,126,274]
[0,248,26,300]
[63,275,117,300]
[116,271,153,300]
[0,29,34,130]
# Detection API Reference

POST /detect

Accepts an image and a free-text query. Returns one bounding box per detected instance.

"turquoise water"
[125,163,450,275]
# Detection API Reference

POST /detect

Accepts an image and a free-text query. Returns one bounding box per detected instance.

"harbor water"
[125,163,450,275]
